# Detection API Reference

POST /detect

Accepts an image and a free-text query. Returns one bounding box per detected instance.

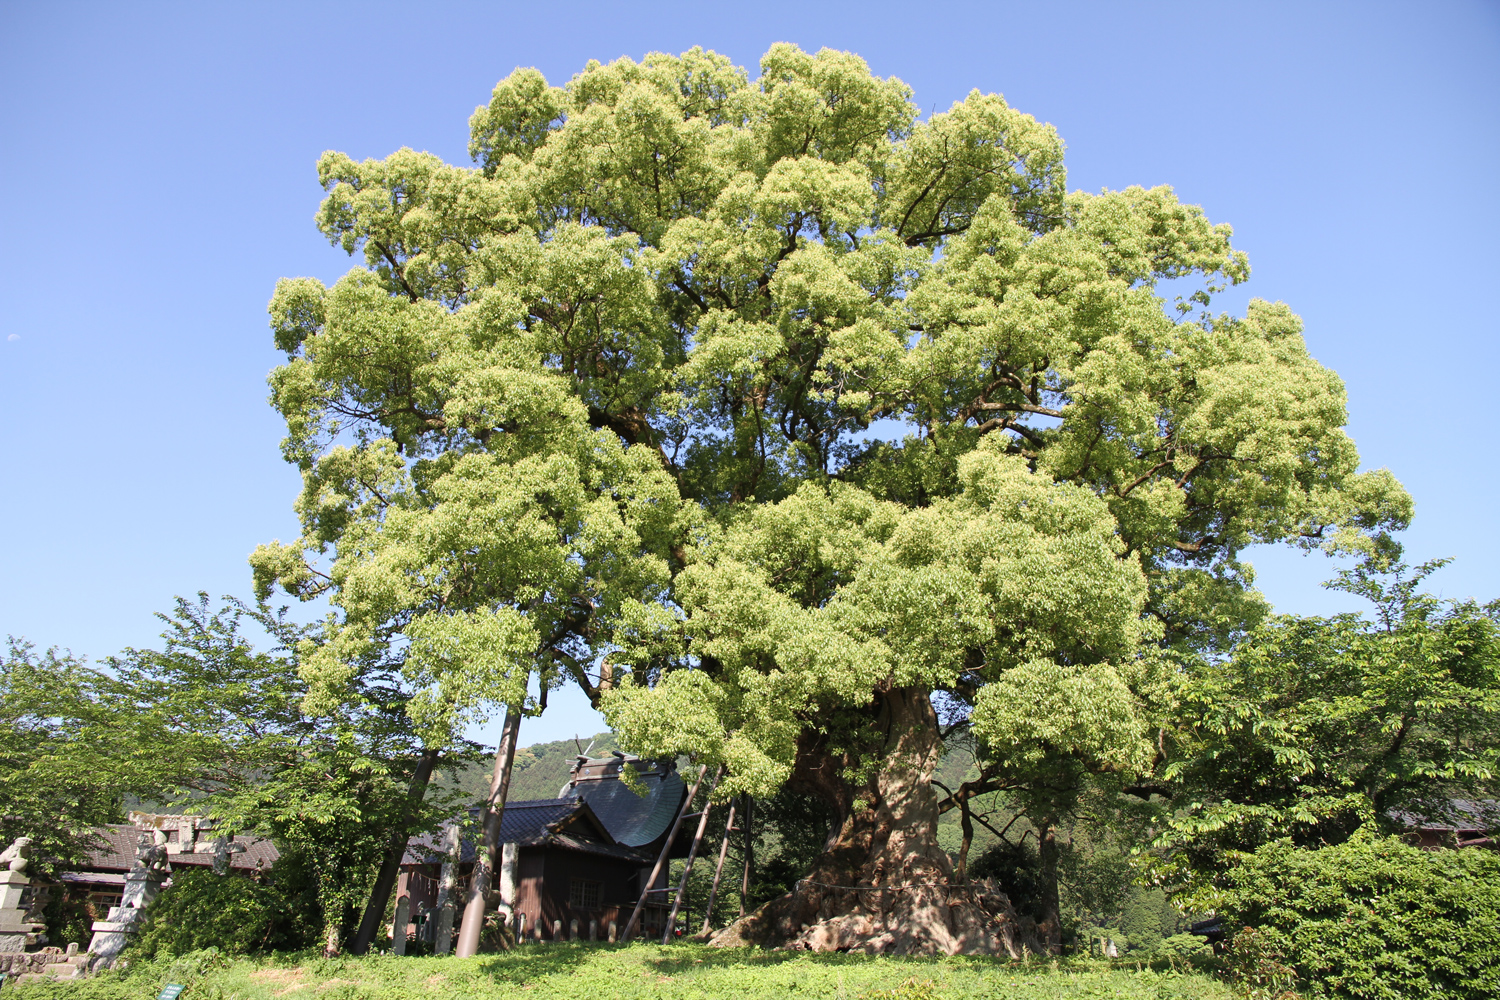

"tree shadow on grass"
[466,940,1058,986]
[472,943,602,982]
[637,943,1024,977]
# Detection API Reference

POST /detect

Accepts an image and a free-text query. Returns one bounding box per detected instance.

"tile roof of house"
[74,825,278,874]
[560,755,687,848]
[1390,799,1499,832]
[403,798,650,866]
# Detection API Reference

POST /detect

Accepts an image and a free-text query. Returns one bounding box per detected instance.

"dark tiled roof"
[403,799,619,865]
[77,826,140,871]
[561,757,686,848]
[74,825,278,874]
[547,832,653,863]
[1391,799,1499,832]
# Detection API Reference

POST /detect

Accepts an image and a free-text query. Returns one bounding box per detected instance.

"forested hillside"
[440,732,621,804]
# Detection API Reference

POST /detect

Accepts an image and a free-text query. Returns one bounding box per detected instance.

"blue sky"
[2,1,1496,746]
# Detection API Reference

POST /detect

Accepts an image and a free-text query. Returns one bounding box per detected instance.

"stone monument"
[431,824,460,956]
[196,837,246,875]
[86,831,170,968]
[391,896,410,956]
[0,838,45,952]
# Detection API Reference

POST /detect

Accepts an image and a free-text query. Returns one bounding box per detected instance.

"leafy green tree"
[1119,886,1166,954]
[0,641,126,876]
[1159,561,1500,882]
[255,44,1408,954]
[2,596,469,955]
[130,866,311,958]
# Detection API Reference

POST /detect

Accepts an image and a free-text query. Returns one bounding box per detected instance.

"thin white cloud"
[5,334,18,342]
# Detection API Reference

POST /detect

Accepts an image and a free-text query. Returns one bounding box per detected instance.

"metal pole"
[621,763,707,943]
[662,766,723,944]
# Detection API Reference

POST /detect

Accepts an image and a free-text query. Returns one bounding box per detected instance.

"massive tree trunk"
[710,686,1032,956]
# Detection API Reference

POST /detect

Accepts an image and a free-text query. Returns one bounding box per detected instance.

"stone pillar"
[391,896,410,956]
[497,842,519,908]
[551,919,562,940]
[589,919,598,941]
[433,902,455,956]
[569,918,578,941]
[86,832,168,968]
[0,870,44,953]
[431,823,459,956]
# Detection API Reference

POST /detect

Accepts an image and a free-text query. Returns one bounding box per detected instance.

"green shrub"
[1219,834,1500,999]
[129,867,309,958]
[1120,887,1166,953]
[968,840,1047,920]
[1157,933,1211,961]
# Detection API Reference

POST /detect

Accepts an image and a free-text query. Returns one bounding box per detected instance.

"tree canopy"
[253,44,1410,953]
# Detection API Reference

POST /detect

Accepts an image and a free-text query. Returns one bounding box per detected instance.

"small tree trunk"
[454,704,521,958]
[622,764,707,942]
[711,686,1028,956]
[323,919,342,958]
[349,747,440,955]
[662,765,722,943]
[1036,820,1062,955]
[957,798,975,884]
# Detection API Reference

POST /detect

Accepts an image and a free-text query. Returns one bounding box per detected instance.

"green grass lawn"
[11,943,1228,1000]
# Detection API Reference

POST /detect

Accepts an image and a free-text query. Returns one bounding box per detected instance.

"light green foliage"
[257,44,1405,821]
[1160,561,1500,876]
[7,944,1230,1000]
[0,642,126,877]
[1,597,322,878]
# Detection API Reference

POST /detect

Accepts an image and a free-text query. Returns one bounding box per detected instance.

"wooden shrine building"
[398,753,689,942]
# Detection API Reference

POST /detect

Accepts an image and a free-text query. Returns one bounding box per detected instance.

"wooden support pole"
[662,765,723,944]
[699,796,738,934]
[621,763,707,943]
[739,795,754,918]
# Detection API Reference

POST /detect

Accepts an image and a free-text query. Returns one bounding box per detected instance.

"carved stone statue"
[0,837,32,874]
[0,837,43,952]
[131,831,170,875]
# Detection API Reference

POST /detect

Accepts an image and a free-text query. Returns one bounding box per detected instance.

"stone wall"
[0,951,71,975]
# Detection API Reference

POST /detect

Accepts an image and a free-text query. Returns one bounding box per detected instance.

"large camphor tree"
[254,45,1411,955]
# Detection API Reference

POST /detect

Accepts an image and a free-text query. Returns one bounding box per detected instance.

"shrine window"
[568,879,601,909]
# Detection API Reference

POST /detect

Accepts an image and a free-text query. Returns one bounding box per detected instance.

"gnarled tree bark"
[710,687,1034,956]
